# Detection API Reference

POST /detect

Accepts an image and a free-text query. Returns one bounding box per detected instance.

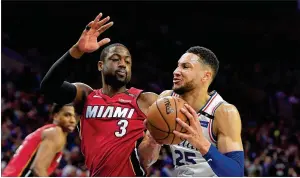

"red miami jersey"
[79,87,147,177]
[2,124,63,177]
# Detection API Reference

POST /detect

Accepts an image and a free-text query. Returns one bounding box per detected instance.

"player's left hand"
[173,104,208,150]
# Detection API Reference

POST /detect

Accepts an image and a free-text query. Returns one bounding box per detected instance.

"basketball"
[146,96,190,145]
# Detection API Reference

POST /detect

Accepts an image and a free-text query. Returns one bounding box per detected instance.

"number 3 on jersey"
[115,120,128,137]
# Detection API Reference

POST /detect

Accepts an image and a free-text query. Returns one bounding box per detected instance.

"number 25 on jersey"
[175,150,196,166]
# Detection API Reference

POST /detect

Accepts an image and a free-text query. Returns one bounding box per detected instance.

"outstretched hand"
[173,104,210,152]
[76,12,114,53]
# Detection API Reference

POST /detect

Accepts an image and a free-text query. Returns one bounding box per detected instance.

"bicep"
[216,105,243,153]
[73,83,93,115]
[137,92,158,116]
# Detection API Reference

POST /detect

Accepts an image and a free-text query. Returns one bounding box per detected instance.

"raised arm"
[40,12,113,108]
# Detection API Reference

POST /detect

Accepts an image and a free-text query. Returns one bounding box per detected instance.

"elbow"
[138,149,160,169]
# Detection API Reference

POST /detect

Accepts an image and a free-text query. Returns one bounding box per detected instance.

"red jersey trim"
[129,138,146,176]
[18,143,40,177]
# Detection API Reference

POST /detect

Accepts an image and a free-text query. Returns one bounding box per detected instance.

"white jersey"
[169,90,225,177]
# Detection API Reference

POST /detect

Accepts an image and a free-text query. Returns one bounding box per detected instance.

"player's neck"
[53,122,69,136]
[181,87,210,112]
[102,84,127,97]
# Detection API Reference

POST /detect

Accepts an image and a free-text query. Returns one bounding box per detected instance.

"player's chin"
[116,76,126,81]
[117,77,130,84]
[172,83,182,90]
[67,125,76,132]
[173,86,186,95]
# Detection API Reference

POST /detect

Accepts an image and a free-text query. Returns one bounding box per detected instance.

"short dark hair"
[51,103,73,115]
[100,43,128,61]
[186,46,219,81]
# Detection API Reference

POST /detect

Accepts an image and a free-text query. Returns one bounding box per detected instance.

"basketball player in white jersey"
[145,46,244,176]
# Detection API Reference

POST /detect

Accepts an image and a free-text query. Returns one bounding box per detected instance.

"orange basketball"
[146,96,190,145]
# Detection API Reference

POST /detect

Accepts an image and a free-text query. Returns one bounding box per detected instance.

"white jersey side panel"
[170,91,225,177]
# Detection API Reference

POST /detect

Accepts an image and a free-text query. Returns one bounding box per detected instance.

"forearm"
[32,167,48,177]
[200,144,244,177]
[40,46,81,90]
[138,139,161,169]
[40,46,82,104]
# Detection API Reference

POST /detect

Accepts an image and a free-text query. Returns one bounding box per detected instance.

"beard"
[104,72,130,89]
[172,80,195,95]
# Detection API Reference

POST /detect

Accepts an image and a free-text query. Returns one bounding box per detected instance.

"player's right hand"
[75,13,114,53]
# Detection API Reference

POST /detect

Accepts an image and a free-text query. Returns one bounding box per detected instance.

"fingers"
[95,16,111,29]
[98,38,111,47]
[81,21,94,35]
[173,130,189,140]
[91,13,103,29]
[143,119,147,128]
[175,117,194,133]
[184,104,199,122]
[86,21,94,29]
[97,22,114,34]
[180,107,197,127]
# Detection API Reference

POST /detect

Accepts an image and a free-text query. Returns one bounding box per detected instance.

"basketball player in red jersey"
[40,12,161,176]
[2,104,76,177]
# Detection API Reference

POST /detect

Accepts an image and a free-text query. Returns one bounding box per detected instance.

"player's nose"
[118,59,126,68]
[173,68,181,76]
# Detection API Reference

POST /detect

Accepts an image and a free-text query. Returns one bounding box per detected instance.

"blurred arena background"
[2,1,300,177]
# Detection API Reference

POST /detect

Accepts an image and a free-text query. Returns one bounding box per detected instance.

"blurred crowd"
[2,2,300,177]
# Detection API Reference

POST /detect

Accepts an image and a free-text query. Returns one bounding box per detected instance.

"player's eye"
[112,58,119,62]
[125,61,130,64]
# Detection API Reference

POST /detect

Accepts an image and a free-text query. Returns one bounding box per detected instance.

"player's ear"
[53,113,59,121]
[201,70,212,82]
[98,60,104,71]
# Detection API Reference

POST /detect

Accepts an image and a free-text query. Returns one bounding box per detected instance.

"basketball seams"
[147,96,190,145]
[147,120,170,134]
[147,121,170,141]
[155,100,171,134]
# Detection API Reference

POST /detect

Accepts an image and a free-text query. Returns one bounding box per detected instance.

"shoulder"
[158,90,173,99]
[72,82,94,114]
[73,82,93,94]
[214,103,241,133]
[138,92,158,107]
[42,126,65,145]
[215,103,240,121]
[136,92,158,116]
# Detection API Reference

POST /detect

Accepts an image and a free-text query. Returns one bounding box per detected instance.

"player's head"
[52,103,76,133]
[172,46,219,94]
[98,43,132,88]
